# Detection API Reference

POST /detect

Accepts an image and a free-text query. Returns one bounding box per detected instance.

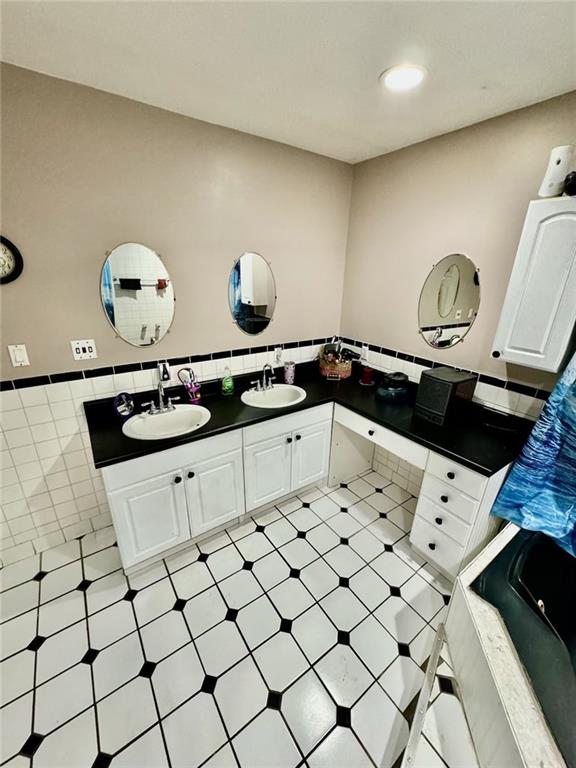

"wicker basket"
[319,352,352,380]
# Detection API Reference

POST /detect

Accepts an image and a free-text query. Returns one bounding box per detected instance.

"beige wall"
[0,64,352,378]
[341,91,576,388]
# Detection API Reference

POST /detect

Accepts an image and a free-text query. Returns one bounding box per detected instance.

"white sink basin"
[122,404,211,440]
[241,384,306,409]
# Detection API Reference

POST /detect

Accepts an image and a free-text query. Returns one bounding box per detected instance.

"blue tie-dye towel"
[491,351,576,557]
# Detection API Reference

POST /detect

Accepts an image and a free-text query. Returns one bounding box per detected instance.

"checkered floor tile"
[0,473,453,768]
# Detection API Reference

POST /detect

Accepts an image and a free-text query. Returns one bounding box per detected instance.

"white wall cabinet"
[492,197,576,372]
[108,470,190,567]
[243,404,333,512]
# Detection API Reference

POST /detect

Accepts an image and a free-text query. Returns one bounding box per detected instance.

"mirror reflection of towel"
[119,278,141,290]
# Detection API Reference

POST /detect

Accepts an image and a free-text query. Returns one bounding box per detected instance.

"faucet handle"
[167,396,180,410]
[141,401,157,414]
[250,380,261,391]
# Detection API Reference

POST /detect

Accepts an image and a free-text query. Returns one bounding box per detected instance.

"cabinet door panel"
[109,471,189,568]
[244,434,292,511]
[186,449,245,536]
[291,420,331,490]
[492,198,576,371]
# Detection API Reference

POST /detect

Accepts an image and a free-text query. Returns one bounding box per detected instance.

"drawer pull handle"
[187,471,195,479]
[295,434,302,441]
[428,542,437,551]
[368,429,375,436]
[435,517,443,525]
[174,476,182,484]
[287,437,293,444]
[440,495,448,503]
[446,471,455,480]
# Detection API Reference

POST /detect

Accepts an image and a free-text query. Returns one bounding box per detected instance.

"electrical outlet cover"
[8,344,30,367]
[71,339,98,360]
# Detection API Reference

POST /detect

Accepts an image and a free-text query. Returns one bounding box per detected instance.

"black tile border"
[0,335,550,401]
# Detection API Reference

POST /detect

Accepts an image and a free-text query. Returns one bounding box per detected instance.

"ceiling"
[2,1,575,163]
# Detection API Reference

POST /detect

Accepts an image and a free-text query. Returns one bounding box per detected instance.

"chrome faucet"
[250,363,276,393]
[141,364,180,415]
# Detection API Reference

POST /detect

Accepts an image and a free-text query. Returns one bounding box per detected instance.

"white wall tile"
[18,387,48,407]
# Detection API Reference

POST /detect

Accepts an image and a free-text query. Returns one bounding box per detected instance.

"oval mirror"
[228,252,276,335]
[418,254,480,349]
[100,242,175,346]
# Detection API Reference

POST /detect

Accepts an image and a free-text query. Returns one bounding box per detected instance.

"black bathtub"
[472,528,576,768]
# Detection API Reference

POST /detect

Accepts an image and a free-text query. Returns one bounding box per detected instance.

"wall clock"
[0,236,24,284]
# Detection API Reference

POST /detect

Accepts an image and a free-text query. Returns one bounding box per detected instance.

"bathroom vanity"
[85,366,532,573]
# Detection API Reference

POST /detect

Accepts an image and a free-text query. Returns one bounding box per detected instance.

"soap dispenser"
[221,366,234,396]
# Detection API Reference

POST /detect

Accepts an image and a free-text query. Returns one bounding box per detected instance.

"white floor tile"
[202,742,236,767]
[36,621,88,684]
[41,540,81,571]
[347,500,380,527]
[93,632,143,700]
[152,642,204,716]
[410,625,436,666]
[315,645,372,706]
[310,496,340,521]
[235,532,273,562]
[236,595,280,649]
[349,566,390,611]
[163,692,228,767]
[38,589,85,637]
[198,530,232,554]
[292,605,337,664]
[387,505,414,533]
[300,559,339,600]
[34,709,98,768]
[219,570,263,608]
[195,621,247,677]
[308,727,372,768]
[140,611,190,662]
[171,560,214,599]
[370,551,415,587]
[35,663,93,733]
[348,528,384,562]
[323,545,365,578]
[164,544,199,573]
[0,651,35,706]
[374,597,426,643]
[401,573,446,622]
[0,692,33,764]
[412,735,446,767]
[0,581,38,623]
[306,523,341,555]
[184,585,228,636]
[276,497,302,516]
[282,670,335,754]
[286,507,322,532]
[268,578,314,619]
[88,600,136,649]
[253,506,282,526]
[320,588,368,631]
[39,561,82,603]
[347,477,374,499]
[298,487,324,504]
[112,725,169,768]
[379,656,425,710]
[97,677,157,754]
[327,487,359,509]
[80,528,116,557]
[362,472,391,490]
[227,517,257,542]
[0,556,40,592]
[364,492,398,516]
[366,518,405,545]
[251,551,291,590]
[86,570,128,614]
[393,535,426,570]
[263,518,297,548]
[423,693,479,767]
[253,632,308,690]
[352,682,409,768]
[83,547,122,580]
[127,561,167,590]
[418,562,454,596]
[382,483,412,504]
[232,709,301,768]
[0,609,37,659]
[350,615,397,676]
[280,538,318,569]
[133,579,176,626]
[214,656,268,735]
[325,513,362,540]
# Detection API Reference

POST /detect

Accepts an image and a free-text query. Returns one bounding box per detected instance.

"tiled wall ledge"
[339,337,549,423]
[0,340,329,567]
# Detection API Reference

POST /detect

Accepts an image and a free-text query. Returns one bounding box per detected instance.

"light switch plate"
[71,339,98,360]
[8,344,30,367]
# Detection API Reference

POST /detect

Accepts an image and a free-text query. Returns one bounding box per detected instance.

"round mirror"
[228,252,276,335]
[418,254,480,348]
[100,242,175,346]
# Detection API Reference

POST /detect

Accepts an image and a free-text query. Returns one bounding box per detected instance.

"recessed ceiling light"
[380,64,427,92]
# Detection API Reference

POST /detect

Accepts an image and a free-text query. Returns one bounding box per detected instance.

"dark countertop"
[84,363,534,476]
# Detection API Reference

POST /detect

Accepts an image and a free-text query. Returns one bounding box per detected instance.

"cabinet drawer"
[333,405,428,469]
[419,474,478,524]
[427,452,487,500]
[243,403,333,447]
[415,496,470,547]
[410,515,464,578]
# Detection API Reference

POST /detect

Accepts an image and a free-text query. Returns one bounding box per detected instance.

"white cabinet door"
[185,448,245,536]
[291,420,331,490]
[492,197,576,371]
[108,471,189,568]
[244,433,293,511]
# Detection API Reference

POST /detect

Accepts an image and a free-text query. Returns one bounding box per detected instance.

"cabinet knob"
[295,434,302,441]
[368,429,375,436]
[187,471,195,479]
[428,542,437,551]
[492,351,501,359]
[440,495,448,503]
[287,437,293,444]
[174,476,182,484]
[435,517,443,525]
[446,471,455,480]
